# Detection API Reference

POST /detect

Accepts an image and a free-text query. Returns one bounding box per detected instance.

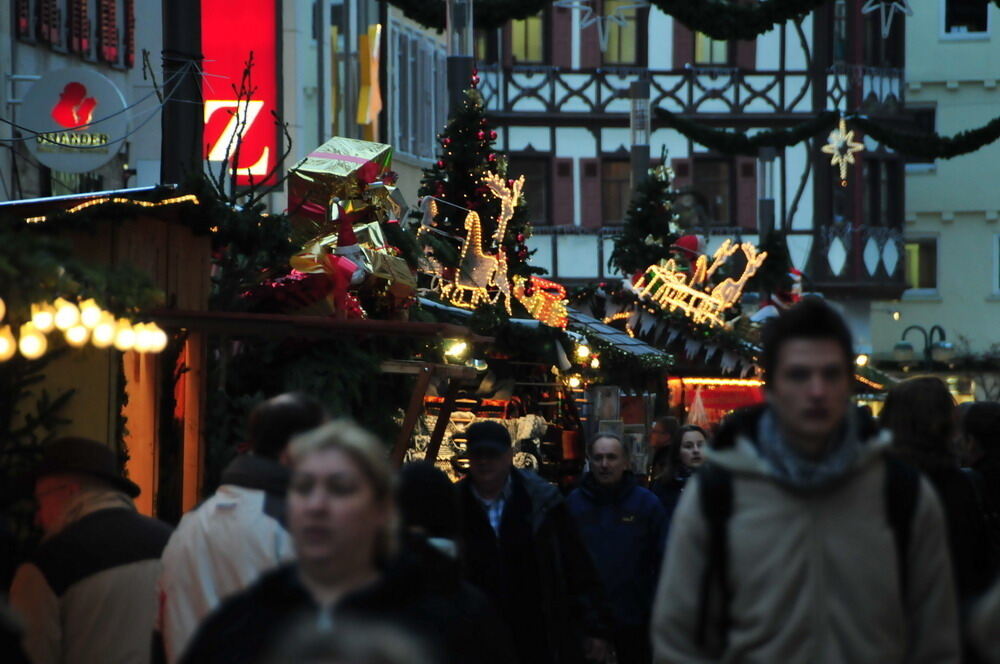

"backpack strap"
[696,463,734,651]
[884,456,921,602]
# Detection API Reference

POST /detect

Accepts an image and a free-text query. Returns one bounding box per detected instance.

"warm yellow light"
[892,311,901,321]
[0,296,5,322]
[134,323,157,353]
[113,319,136,351]
[568,375,582,389]
[590,357,601,369]
[92,312,116,348]
[674,378,765,387]
[31,302,56,332]
[78,299,102,328]
[576,345,591,360]
[18,322,47,359]
[855,354,870,367]
[65,324,90,348]
[53,298,80,331]
[147,323,168,353]
[445,339,468,359]
[0,325,15,361]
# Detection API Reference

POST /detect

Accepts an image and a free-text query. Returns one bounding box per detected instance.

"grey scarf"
[756,409,863,489]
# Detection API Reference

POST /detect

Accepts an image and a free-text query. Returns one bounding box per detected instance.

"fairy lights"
[677,378,765,388]
[23,194,199,224]
[0,297,169,361]
[634,240,767,328]
[513,276,569,329]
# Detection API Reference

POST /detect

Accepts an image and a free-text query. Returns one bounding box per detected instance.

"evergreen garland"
[853,113,1000,160]
[608,160,681,277]
[656,109,839,155]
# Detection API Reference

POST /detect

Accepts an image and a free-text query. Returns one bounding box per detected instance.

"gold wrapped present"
[364,247,416,301]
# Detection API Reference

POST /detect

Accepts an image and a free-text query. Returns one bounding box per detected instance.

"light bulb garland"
[0,296,170,361]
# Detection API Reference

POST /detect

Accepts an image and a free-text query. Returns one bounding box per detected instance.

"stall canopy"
[567,311,666,361]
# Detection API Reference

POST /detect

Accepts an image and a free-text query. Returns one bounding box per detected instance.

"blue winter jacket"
[566,472,668,629]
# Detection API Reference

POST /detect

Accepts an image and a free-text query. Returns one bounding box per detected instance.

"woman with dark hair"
[880,378,997,610]
[649,424,707,522]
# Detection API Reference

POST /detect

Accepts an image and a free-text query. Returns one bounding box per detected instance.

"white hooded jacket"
[158,454,294,662]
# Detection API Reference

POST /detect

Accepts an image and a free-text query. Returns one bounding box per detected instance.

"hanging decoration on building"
[822,117,865,184]
[630,240,767,328]
[438,174,523,315]
[552,0,650,52]
[861,0,913,39]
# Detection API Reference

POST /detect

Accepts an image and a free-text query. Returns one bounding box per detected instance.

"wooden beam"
[181,331,206,512]
[425,383,460,464]
[391,364,435,468]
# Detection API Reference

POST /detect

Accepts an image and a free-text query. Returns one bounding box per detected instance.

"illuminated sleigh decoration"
[631,240,767,328]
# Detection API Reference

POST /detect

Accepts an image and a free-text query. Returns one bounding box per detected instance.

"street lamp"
[629,79,651,191]
[892,325,955,368]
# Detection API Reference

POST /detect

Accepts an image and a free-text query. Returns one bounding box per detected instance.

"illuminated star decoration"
[553,0,650,52]
[821,118,865,182]
[861,0,913,39]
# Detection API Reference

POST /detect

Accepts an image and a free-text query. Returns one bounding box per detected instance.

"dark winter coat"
[458,468,612,664]
[650,466,692,524]
[566,472,668,629]
[180,535,517,664]
[898,455,998,603]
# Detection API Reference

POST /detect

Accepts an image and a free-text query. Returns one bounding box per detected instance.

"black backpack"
[694,456,920,652]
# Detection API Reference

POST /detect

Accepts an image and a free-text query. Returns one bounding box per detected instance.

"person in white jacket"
[157,392,326,663]
[652,298,960,664]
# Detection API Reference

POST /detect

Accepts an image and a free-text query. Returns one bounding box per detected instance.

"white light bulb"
[147,323,168,353]
[0,325,15,361]
[92,312,116,348]
[79,299,102,328]
[31,303,56,332]
[576,345,591,360]
[0,296,5,322]
[134,323,155,353]
[65,324,89,348]
[113,319,136,351]
[18,322,47,359]
[568,375,582,389]
[53,298,80,331]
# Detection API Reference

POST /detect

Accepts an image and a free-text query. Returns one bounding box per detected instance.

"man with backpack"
[651,298,960,663]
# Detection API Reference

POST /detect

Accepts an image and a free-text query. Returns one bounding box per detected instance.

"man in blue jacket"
[567,432,668,664]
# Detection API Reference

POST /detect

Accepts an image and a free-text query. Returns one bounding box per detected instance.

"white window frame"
[940,0,992,41]
[993,233,1000,295]
[902,233,940,299]
[387,23,448,161]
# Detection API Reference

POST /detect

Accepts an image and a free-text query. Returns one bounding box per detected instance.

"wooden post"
[181,331,206,513]
[390,364,435,468]
[425,383,460,463]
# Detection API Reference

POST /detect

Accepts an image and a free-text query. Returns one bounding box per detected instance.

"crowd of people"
[3,297,1000,663]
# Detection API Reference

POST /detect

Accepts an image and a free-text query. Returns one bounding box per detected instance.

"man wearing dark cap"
[457,421,612,664]
[158,392,327,662]
[9,436,173,664]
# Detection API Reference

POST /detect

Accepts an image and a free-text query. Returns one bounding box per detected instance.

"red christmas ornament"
[490,130,498,140]
[442,137,451,146]
[487,153,496,162]
[471,75,480,87]
[477,130,486,140]
[507,179,515,187]
[525,286,535,297]
[516,233,525,243]
[436,160,445,169]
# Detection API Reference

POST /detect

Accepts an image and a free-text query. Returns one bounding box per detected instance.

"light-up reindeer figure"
[440,174,524,314]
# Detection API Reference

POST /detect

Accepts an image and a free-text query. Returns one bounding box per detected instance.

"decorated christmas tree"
[607,159,680,278]
[415,82,536,281]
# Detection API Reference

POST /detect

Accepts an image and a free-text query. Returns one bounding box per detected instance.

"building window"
[694,32,729,65]
[508,157,549,225]
[511,12,544,63]
[905,107,937,167]
[388,24,448,159]
[944,0,989,35]
[601,160,631,225]
[904,238,937,290]
[692,157,733,226]
[476,29,499,64]
[603,0,640,65]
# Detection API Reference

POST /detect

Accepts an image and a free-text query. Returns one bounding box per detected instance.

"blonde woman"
[181,420,516,664]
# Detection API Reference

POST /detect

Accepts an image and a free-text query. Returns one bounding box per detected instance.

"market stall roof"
[148,309,492,343]
[0,184,194,220]
[567,310,668,359]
